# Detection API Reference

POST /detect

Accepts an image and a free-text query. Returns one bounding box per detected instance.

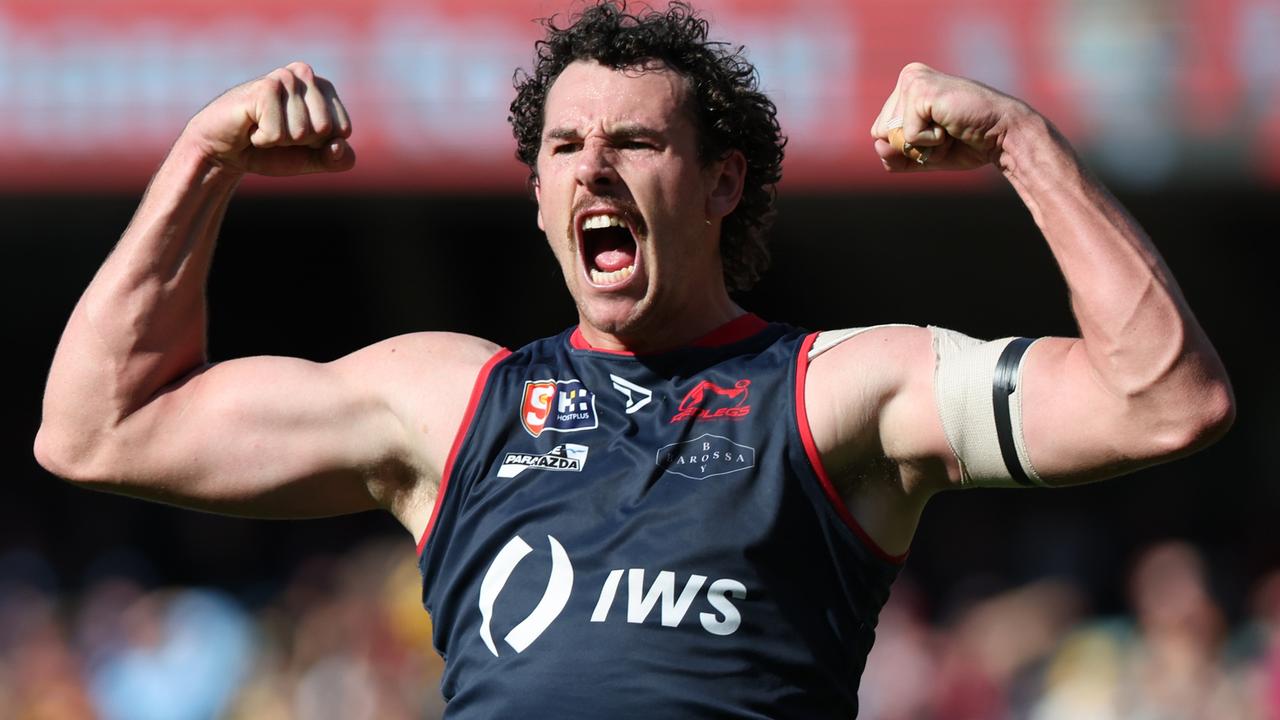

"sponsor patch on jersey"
[669,378,751,423]
[478,534,573,656]
[655,434,755,479]
[520,379,599,437]
[497,443,590,478]
[477,535,747,657]
[609,373,653,415]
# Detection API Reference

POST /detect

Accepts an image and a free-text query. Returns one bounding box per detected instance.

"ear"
[534,178,545,231]
[705,150,746,221]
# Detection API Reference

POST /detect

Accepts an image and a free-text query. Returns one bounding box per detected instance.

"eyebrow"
[543,124,665,143]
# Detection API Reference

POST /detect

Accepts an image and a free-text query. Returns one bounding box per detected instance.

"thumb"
[246,139,356,176]
[316,138,355,173]
[907,124,946,147]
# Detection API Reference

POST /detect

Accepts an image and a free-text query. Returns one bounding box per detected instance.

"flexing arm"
[805,64,1235,553]
[34,63,494,536]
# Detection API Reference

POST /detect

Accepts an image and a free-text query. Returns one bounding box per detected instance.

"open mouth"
[578,210,641,287]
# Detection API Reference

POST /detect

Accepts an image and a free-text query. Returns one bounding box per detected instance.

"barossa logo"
[520,379,598,437]
[670,378,751,423]
[655,434,756,480]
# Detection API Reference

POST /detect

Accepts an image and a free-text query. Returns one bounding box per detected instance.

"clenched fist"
[870,62,1040,173]
[182,62,354,176]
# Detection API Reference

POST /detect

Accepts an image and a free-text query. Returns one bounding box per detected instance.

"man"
[35,2,1233,717]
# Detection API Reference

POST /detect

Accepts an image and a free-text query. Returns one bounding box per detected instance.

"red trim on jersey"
[569,313,768,355]
[418,347,512,555]
[691,313,768,347]
[795,332,908,565]
[568,328,633,354]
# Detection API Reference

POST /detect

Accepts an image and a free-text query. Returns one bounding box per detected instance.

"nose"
[574,143,619,189]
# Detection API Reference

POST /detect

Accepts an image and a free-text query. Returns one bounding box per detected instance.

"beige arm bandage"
[929,326,1045,487]
[809,325,1046,488]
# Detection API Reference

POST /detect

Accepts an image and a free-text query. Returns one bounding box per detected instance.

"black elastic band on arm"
[992,337,1037,487]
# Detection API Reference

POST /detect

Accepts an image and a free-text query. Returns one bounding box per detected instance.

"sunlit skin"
[33,54,1234,571]
[534,60,747,352]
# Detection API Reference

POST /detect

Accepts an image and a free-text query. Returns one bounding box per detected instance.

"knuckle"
[257,125,283,144]
[333,109,352,134]
[311,116,333,136]
[900,61,931,82]
[286,61,316,81]
[258,75,285,96]
[265,68,292,84]
[273,70,297,92]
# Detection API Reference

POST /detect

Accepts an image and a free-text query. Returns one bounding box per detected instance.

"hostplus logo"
[520,379,598,437]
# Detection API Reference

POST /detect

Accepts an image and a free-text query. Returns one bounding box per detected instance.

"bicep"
[104,355,400,517]
[882,329,1158,490]
[805,325,949,555]
[809,325,957,489]
[815,322,1196,509]
[1017,336,1158,484]
[100,333,497,519]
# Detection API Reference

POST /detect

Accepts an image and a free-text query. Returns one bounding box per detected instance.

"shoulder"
[803,323,951,486]
[330,332,508,535]
[335,331,503,373]
[329,331,505,458]
[806,324,932,390]
[802,323,932,452]
[328,332,506,400]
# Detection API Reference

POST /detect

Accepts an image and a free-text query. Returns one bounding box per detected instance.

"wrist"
[169,130,246,187]
[997,108,1080,189]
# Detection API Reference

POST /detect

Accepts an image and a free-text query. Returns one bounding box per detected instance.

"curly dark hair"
[510,1,785,292]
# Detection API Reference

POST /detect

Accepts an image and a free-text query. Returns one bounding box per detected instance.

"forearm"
[39,136,243,463]
[999,111,1233,433]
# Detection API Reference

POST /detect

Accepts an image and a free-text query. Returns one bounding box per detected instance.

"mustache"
[568,196,648,239]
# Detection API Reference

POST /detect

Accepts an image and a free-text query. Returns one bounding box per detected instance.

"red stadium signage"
[1,0,1277,192]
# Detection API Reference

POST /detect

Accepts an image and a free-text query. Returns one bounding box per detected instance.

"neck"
[575,294,746,353]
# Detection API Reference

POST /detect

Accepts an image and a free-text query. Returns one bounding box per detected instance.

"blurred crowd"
[0,540,443,720]
[863,541,1280,720]
[2,538,1278,720]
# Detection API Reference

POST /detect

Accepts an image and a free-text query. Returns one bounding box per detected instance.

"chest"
[463,345,799,531]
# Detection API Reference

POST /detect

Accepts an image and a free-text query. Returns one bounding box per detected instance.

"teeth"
[582,214,626,230]
[589,265,635,285]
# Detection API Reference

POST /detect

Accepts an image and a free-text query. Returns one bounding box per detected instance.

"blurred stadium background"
[3,0,1277,717]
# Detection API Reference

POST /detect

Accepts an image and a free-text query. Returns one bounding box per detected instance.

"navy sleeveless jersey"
[418,315,902,718]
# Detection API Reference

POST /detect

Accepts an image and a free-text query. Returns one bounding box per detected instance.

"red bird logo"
[670,379,751,423]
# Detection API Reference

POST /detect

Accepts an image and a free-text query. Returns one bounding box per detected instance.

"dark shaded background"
[6,178,1274,620]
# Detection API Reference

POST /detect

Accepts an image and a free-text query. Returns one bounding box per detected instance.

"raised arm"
[34,63,495,538]
[804,64,1235,555]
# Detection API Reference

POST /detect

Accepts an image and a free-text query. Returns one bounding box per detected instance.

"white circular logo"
[477,535,574,656]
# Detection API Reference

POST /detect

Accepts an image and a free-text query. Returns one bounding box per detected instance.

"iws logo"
[478,535,573,656]
[521,379,599,437]
[477,535,748,657]
[656,434,756,480]
[670,379,751,423]
[497,443,589,478]
[609,373,652,414]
